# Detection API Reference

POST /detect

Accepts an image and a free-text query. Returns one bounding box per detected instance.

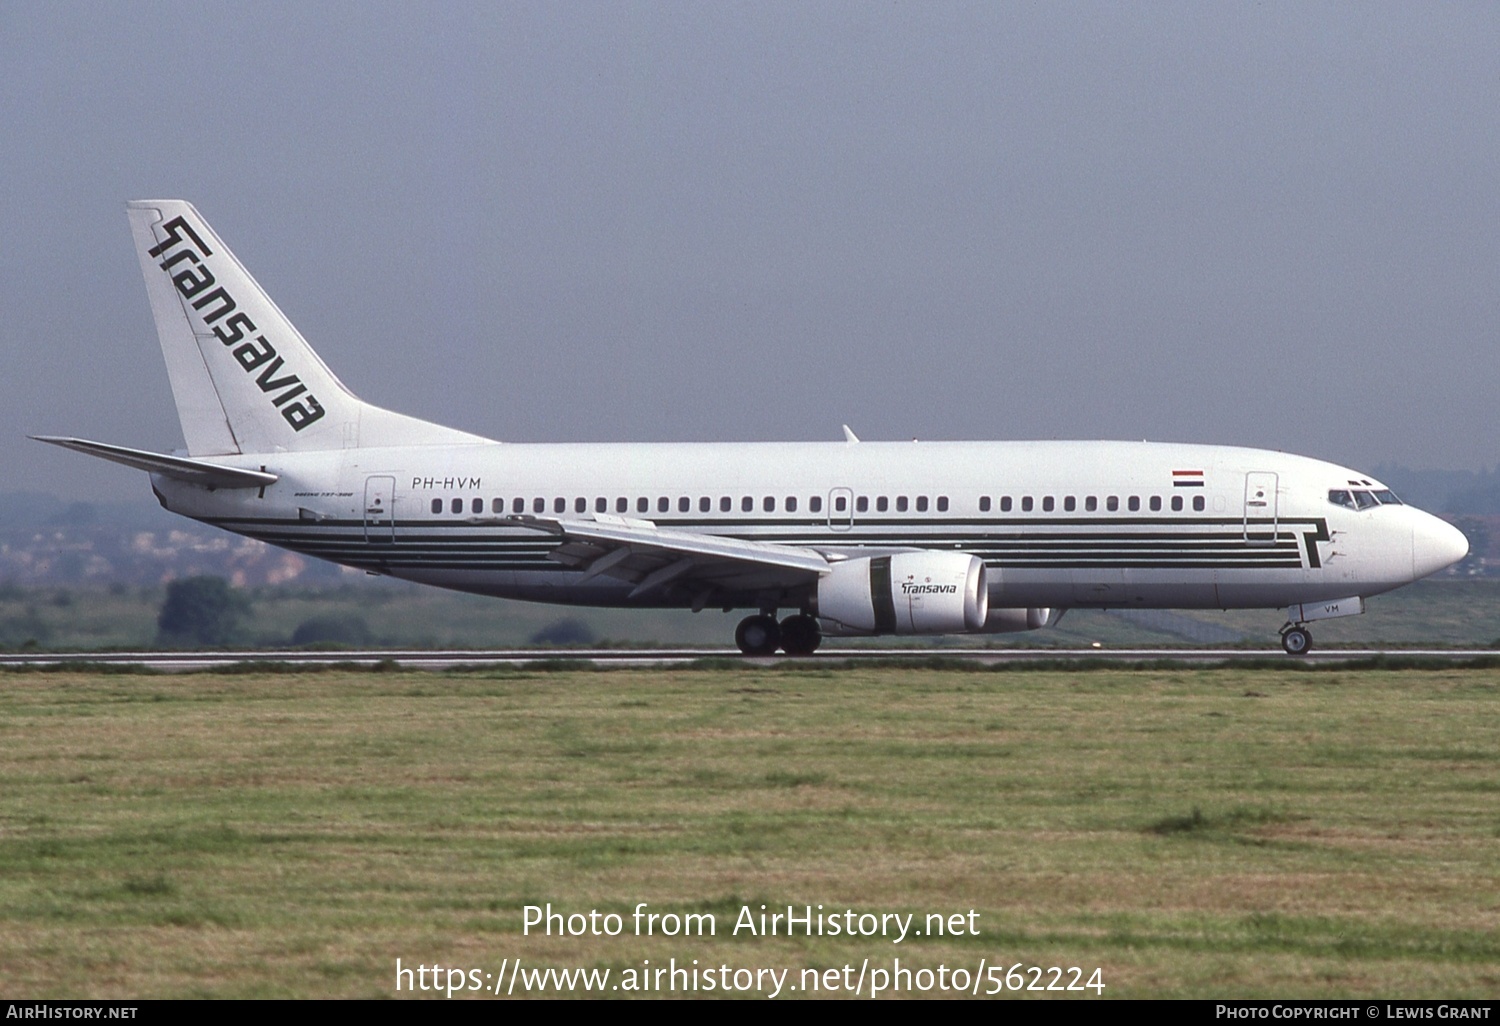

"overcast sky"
[3,1,1497,501]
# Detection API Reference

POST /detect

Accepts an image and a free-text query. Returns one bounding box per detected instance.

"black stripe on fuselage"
[199,514,1328,573]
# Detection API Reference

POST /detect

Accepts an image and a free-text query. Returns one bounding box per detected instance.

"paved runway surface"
[2,647,1494,671]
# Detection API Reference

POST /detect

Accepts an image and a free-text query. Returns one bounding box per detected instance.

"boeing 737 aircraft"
[36,201,1469,655]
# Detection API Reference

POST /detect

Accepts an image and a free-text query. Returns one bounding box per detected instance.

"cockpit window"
[1331,488,1396,510]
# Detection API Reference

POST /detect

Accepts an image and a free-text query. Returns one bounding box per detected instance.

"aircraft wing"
[30,436,279,489]
[506,513,833,601]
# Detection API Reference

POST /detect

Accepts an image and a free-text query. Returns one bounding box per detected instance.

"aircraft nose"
[1412,515,1469,579]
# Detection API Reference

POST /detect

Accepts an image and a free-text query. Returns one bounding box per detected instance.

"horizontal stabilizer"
[30,436,279,489]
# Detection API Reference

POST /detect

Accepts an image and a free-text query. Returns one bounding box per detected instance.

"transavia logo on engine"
[148,216,325,432]
[900,582,958,595]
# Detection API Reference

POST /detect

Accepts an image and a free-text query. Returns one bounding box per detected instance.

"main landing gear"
[735,612,822,656]
[1280,623,1312,656]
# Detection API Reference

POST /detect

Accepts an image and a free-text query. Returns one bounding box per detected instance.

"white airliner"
[36,201,1469,655]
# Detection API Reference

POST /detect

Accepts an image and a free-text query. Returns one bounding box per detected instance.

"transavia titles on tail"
[36,202,1469,655]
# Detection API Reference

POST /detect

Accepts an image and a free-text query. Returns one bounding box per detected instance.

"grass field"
[1,663,1497,999]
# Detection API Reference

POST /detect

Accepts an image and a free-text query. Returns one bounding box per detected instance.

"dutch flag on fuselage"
[1172,470,1205,488]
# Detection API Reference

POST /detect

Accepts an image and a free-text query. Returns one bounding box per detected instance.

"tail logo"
[148,216,326,431]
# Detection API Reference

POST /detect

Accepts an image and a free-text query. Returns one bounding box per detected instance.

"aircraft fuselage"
[151,437,1460,615]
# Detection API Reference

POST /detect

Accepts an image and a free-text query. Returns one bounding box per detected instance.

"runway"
[2,647,1494,671]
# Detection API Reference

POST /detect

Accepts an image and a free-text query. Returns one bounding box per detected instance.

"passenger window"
[575,497,587,514]
[1000,496,1012,512]
[1041,496,1054,512]
[765,496,776,512]
[637,497,649,513]
[856,496,868,513]
[1021,496,1033,512]
[1085,496,1098,512]
[491,498,503,514]
[700,496,711,513]
[658,496,669,513]
[742,496,753,512]
[1150,496,1162,512]
[514,497,526,514]
[431,498,442,514]
[917,496,929,512]
[1064,496,1076,512]
[679,496,690,513]
[1192,495,1205,511]
[452,498,463,514]
[786,496,797,513]
[877,496,889,512]
[596,497,607,513]
[1107,496,1119,512]
[835,495,847,512]
[720,496,731,512]
[896,496,909,512]
[616,497,628,513]
[810,496,823,513]
[979,496,990,512]
[937,496,949,512]
[473,498,484,515]
[1171,495,1183,512]
[534,497,545,513]
[1128,496,1140,512]
[555,497,566,514]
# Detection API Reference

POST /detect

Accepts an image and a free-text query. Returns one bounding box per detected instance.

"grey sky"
[4,1,1497,501]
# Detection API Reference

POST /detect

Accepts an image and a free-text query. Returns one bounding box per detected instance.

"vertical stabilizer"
[127,200,489,455]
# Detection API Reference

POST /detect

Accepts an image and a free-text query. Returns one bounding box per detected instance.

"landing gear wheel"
[1281,626,1312,656]
[735,614,781,656]
[779,614,822,656]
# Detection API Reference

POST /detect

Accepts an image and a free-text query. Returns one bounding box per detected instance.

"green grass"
[1,665,1498,998]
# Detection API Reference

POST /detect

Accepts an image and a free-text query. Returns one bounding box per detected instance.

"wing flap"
[509,514,832,597]
[31,436,279,489]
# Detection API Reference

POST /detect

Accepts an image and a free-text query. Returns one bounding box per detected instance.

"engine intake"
[816,552,988,635]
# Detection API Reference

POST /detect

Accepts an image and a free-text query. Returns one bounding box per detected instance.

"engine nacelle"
[816,552,988,635]
[980,607,1051,633]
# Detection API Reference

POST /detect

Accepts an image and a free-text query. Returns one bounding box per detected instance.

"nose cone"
[1412,515,1470,579]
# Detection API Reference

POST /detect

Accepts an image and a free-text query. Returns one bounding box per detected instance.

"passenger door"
[1243,472,1278,545]
[364,475,396,543]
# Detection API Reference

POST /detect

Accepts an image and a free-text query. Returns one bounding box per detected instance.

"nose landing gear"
[1280,623,1312,656]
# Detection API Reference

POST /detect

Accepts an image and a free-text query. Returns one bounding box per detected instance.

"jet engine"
[816,552,988,635]
[980,606,1051,633]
